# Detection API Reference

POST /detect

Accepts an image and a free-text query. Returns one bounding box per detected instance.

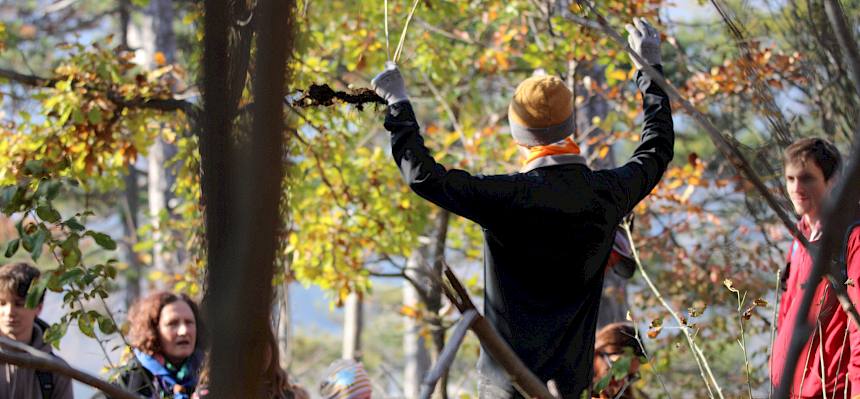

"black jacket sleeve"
[384,102,515,227]
[607,65,675,215]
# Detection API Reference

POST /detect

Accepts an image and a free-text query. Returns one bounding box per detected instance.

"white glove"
[625,17,662,69]
[371,61,409,105]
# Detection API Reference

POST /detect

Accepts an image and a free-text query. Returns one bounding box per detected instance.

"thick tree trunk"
[342,292,363,360]
[201,0,294,397]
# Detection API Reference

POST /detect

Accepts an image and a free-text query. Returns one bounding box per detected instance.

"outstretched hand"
[371,61,409,105]
[624,17,662,69]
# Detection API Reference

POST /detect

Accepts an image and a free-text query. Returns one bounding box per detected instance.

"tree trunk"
[121,168,142,307]
[118,0,142,307]
[146,0,179,281]
[276,281,293,369]
[342,292,363,360]
[201,0,294,397]
[403,249,431,399]
[403,210,450,399]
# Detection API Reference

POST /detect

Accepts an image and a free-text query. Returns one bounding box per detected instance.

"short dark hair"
[128,291,204,356]
[784,138,842,181]
[0,262,44,305]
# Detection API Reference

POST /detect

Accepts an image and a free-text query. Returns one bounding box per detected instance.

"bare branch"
[0,67,197,114]
[0,337,139,399]
[570,0,805,249]
[441,266,555,399]
[419,309,478,399]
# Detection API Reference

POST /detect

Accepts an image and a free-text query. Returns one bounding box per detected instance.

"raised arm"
[609,18,675,215]
[371,64,515,226]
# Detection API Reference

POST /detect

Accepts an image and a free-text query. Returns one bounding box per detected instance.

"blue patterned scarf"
[134,349,203,399]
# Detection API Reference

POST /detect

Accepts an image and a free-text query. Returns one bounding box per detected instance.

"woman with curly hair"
[118,291,204,399]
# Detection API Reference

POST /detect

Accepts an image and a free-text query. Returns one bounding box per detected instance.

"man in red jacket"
[771,137,860,398]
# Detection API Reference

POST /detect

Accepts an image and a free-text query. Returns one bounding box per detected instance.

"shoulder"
[848,222,860,253]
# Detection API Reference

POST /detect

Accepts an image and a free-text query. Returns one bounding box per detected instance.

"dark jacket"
[0,322,74,399]
[116,358,157,398]
[384,67,673,398]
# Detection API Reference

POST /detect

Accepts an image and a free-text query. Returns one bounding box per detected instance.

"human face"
[0,290,42,343]
[158,301,197,364]
[785,159,831,222]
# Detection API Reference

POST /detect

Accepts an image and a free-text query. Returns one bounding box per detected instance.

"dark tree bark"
[201,0,294,398]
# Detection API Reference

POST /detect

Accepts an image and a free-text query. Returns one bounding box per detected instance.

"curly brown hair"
[127,291,204,356]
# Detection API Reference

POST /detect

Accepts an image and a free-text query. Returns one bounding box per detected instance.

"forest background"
[0,0,858,398]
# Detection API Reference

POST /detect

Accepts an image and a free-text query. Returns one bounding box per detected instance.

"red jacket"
[771,218,860,398]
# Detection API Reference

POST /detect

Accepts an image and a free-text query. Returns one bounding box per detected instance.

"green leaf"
[71,109,85,125]
[58,269,84,286]
[29,228,48,261]
[97,315,117,335]
[25,276,49,309]
[78,313,95,338]
[86,231,117,250]
[61,234,81,268]
[87,108,103,124]
[43,320,69,349]
[36,205,61,223]
[44,181,61,201]
[64,217,85,232]
[24,160,46,176]
[4,239,19,258]
[62,250,80,269]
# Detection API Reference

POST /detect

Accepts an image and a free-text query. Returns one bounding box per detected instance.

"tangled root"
[294,84,385,110]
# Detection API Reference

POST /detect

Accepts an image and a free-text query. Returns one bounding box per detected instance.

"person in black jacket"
[371,18,673,399]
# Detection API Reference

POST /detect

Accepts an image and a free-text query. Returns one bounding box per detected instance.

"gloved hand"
[371,61,409,105]
[624,17,662,69]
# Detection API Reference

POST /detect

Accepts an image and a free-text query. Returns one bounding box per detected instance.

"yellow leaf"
[679,184,695,204]
[598,146,609,159]
[607,69,627,81]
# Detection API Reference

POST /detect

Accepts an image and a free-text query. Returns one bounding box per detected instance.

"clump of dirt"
[295,83,386,110]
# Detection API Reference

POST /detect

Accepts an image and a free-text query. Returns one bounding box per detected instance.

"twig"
[419,309,477,399]
[709,0,793,147]
[393,0,422,63]
[420,71,474,167]
[824,0,860,98]
[0,67,197,114]
[0,336,139,399]
[732,289,753,399]
[621,221,724,399]
[384,0,391,61]
[627,312,673,399]
[570,0,803,244]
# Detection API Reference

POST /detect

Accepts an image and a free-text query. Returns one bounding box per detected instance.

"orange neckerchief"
[521,136,582,166]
